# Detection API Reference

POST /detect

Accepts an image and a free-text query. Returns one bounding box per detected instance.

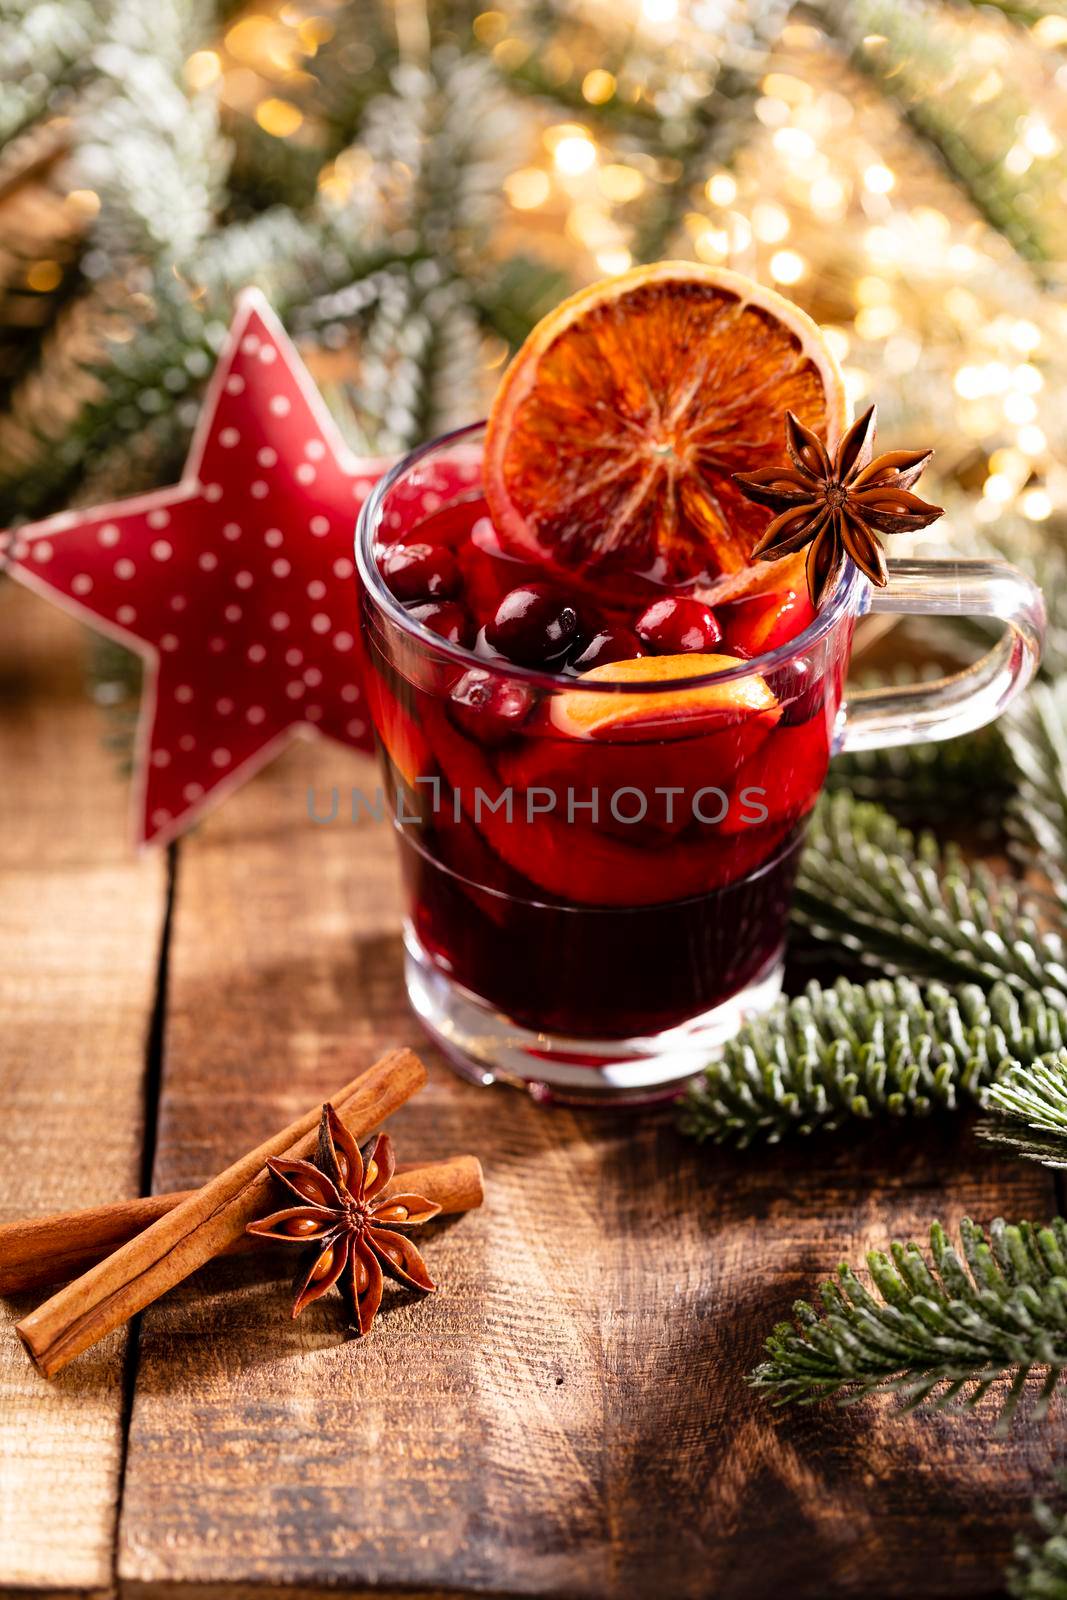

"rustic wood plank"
[601,1116,1058,1599]
[118,731,1059,1599]
[0,584,168,1592]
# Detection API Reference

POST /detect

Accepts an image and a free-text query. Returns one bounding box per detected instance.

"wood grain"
[0,1155,484,1293]
[16,1048,426,1376]
[0,586,168,1589]
[116,729,1061,1599]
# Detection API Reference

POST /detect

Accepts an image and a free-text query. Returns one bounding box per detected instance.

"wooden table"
[1,581,1059,1600]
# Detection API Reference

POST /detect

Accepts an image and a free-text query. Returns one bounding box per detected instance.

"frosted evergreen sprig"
[981,1051,1067,1169]
[0,45,536,514]
[1011,1495,1067,1600]
[1004,682,1067,914]
[0,0,100,144]
[824,632,1014,821]
[826,723,1012,821]
[75,0,228,266]
[631,0,793,262]
[968,515,1067,686]
[679,978,1066,1148]
[795,793,1067,1003]
[822,0,1067,272]
[750,1217,1067,1426]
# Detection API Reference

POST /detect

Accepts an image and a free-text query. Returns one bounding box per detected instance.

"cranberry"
[404,497,484,547]
[381,541,460,602]
[635,596,721,654]
[485,583,579,666]
[720,590,816,657]
[768,659,826,726]
[571,626,645,672]
[449,669,534,744]
[472,625,506,661]
[407,600,473,648]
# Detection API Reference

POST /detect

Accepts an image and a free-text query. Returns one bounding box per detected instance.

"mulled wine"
[355,263,1042,1103]
[361,485,850,1044]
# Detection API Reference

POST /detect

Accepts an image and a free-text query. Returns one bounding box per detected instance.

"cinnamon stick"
[16,1047,426,1377]
[0,1155,484,1294]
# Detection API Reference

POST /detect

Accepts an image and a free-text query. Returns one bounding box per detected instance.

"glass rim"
[355,421,867,694]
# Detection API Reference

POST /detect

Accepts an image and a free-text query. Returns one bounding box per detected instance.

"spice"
[0,1155,485,1295]
[248,1105,439,1334]
[732,406,943,606]
[16,1048,427,1377]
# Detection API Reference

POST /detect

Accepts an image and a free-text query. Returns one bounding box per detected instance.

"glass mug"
[355,424,1045,1105]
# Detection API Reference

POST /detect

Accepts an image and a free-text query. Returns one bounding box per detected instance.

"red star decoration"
[5,290,402,848]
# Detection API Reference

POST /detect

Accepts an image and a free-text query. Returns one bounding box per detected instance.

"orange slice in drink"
[549,652,780,741]
[485,262,846,585]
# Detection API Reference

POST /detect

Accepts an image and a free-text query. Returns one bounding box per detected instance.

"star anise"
[732,405,944,606]
[246,1104,439,1334]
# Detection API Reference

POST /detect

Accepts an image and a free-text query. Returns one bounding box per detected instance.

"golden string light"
[173,0,1062,529]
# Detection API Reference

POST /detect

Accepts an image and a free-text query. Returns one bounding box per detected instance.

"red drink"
[357,433,857,1100]
[355,254,1043,1101]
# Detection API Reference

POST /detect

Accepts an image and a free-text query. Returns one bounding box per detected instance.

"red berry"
[381,541,460,602]
[768,659,826,726]
[720,590,816,657]
[635,596,721,654]
[407,600,474,647]
[571,626,645,671]
[449,669,534,744]
[404,498,484,547]
[485,583,579,666]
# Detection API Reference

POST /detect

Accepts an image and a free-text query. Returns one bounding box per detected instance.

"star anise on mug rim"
[246,1104,440,1335]
[732,405,944,607]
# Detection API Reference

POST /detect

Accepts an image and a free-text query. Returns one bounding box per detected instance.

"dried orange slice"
[485,262,846,584]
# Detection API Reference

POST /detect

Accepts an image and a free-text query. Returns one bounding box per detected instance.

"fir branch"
[1003,682,1067,913]
[75,0,230,265]
[490,0,791,262]
[0,1,101,144]
[795,792,1067,1000]
[750,1217,1067,1425]
[416,53,523,260]
[679,978,1066,1148]
[0,275,216,519]
[1011,1495,1067,1600]
[0,0,235,514]
[0,281,152,518]
[827,630,1013,824]
[826,724,1012,823]
[470,254,572,349]
[0,211,407,515]
[332,263,435,452]
[820,0,1067,273]
[962,510,1067,685]
[631,0,793,262]
[302,0,397,143]
[980,1051,1067,1169]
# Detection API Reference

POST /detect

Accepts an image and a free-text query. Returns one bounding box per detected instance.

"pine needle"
[679,978,1067,1147]
[1010,1495,1067,1599]
[1004,682,1067,915]
[981,1051,1067,1168]
[822,0,1066,273]
[750,1217,1067,1426]
[795,792,1067,1001]
[826,723,1012,822]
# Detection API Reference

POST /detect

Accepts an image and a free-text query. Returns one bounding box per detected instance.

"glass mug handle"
[837,557,1046,754]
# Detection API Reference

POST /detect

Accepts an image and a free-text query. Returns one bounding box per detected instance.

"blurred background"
[1,0,1065,741]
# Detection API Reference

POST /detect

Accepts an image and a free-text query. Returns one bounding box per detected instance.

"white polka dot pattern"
[4,294,468,846]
